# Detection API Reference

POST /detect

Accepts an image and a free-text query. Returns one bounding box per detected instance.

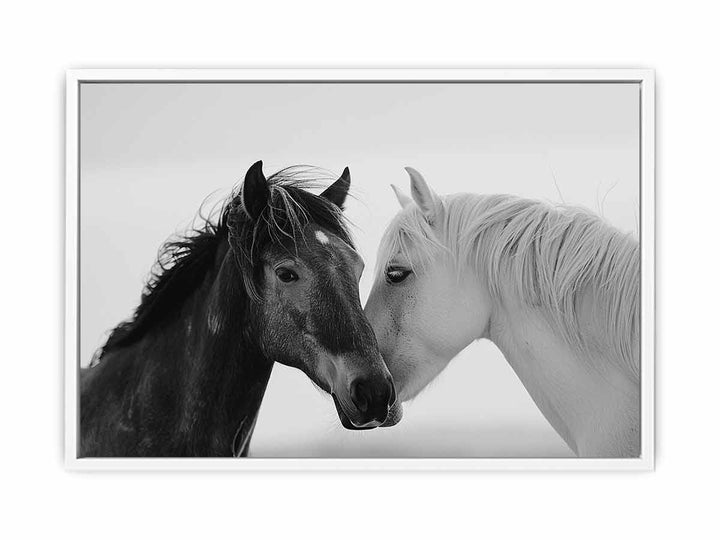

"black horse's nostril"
[350,376,394,424]
[350,380,371,413]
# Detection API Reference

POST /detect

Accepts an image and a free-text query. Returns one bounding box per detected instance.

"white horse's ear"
[391,184,412,209]
[405,167,439,222]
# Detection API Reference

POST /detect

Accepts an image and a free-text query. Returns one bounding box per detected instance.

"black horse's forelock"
[228,167,353,301]
[93,166,352,363]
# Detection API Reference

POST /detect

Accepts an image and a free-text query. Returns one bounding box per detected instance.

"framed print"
[65,68,654,470]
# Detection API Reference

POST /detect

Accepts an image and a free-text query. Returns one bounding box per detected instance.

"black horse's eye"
[276,267,299,283]
[385,267,412,284]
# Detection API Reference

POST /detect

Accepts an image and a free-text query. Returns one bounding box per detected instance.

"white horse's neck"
[483,292,640,458]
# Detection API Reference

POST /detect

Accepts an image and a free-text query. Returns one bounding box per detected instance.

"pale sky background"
[80,82,639,457]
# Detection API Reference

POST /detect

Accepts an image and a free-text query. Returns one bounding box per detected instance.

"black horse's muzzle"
[332,375,396,430]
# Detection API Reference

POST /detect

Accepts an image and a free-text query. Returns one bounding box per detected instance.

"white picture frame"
[65,68,655,471]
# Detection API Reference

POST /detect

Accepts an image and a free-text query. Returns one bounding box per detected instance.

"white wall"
[2,1,718,539]
[80,82,637,457]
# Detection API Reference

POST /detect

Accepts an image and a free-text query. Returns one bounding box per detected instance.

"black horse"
[80,161,395,457]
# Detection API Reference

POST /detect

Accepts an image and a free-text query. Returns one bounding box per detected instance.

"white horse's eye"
[385,267,412,284]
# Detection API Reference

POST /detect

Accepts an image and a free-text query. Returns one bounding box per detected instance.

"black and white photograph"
[10,2,720,538]
[68,70,653,466]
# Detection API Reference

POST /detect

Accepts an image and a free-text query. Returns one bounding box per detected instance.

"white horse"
[366,167,639,458]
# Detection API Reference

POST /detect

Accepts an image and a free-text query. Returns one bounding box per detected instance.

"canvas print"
[74,76,648,461]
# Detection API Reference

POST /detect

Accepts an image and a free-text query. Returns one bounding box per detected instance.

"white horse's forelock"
[376,192,639,379]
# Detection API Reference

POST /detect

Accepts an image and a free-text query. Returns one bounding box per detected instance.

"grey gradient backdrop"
[80,82,639,457]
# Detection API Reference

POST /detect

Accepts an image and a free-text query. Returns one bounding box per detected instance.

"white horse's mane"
[377,192,639,378]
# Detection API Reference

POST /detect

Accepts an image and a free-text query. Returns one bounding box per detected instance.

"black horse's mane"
[92,166,352,365]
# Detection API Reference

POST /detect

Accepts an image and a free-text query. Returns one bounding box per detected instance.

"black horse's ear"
[241,160,270,220]
[320,167,351,209]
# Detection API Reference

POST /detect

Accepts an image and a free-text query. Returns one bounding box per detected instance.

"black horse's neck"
[80,239,274,457]
[176,241,274,456]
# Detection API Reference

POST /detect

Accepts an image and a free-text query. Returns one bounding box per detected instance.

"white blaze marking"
[315,231,330,245]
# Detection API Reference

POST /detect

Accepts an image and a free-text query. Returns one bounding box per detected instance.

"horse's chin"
[331,394,379,431]
[380,401,403,428]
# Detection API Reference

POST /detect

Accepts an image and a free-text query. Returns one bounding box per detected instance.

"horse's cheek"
[263,288,309,360]
[378,288,403,343]
[397,289,419,336]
